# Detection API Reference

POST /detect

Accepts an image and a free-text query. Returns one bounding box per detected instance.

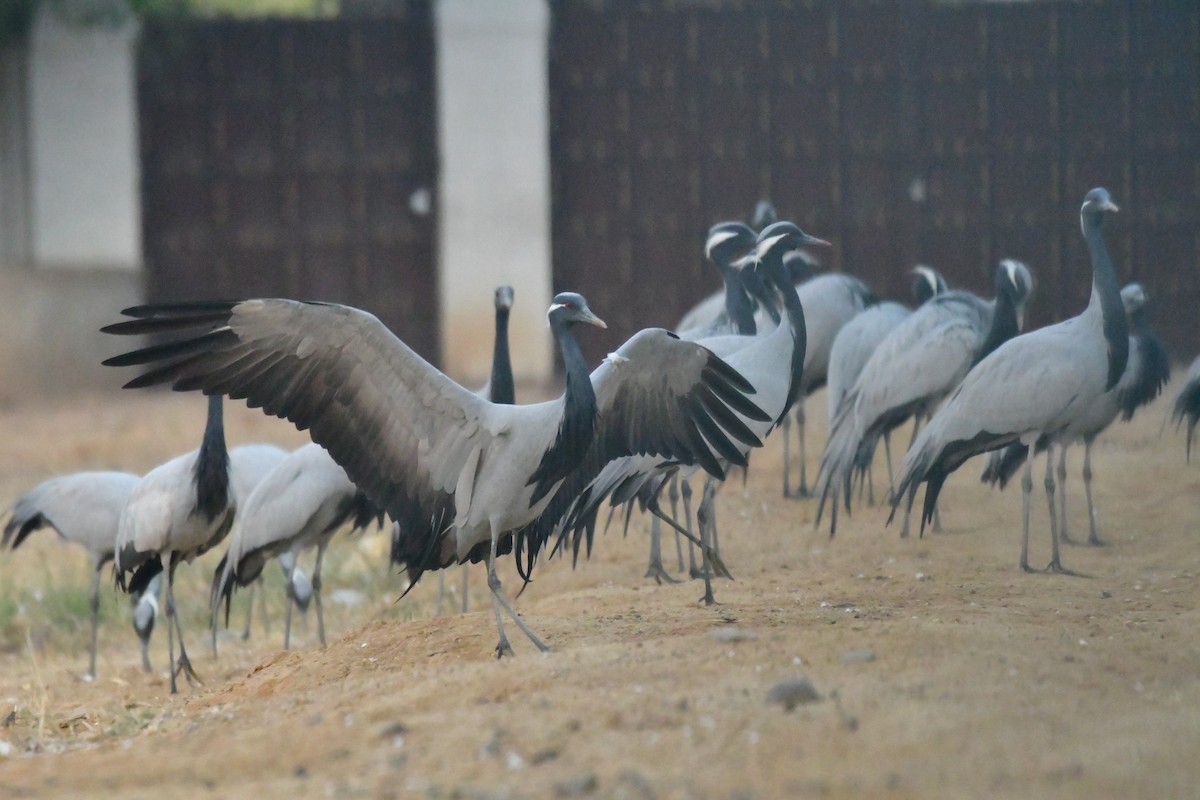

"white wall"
[436,0,552,383]
[27,7,141,270]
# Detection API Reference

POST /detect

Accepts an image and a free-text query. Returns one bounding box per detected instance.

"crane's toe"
[644,564,681,585]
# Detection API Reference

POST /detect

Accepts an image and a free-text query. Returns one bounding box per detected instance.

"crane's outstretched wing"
[515,328,770,575]
[104,300,494,559]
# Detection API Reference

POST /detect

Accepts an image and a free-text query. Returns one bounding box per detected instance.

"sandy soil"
[0,384,1197,799]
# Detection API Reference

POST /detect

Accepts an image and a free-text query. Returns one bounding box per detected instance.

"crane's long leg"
[695,492,717,606]
[702,477,723,566]
[883,430,895,501]
[643,495,733,579]
[667,476,685,572]
[487,524,549,657]
[241,580,256,640]
[87,563,102,681]
[781,414,793,497]
[283,556,297,650]
[644,514,680,584]
[794,403,812,498]
[461,564,470,613]
[1043,441,1059,552]
[166,557,177,694]
[1057,445,1073,544]
[313,542,328,646]
[681,478,701,578]
[1083,440,1103,546]
[1020,444,1036,572]
[167,559,201,689]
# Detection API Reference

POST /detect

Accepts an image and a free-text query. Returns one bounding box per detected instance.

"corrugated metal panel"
[139,10,439,363]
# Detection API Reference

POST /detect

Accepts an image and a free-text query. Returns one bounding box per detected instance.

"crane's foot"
[1044,560,1087,578]
[494,636,515,659]
[644,563,681,585]
[785,488,813,500]
[1020,560,1037,573]
[699,589,720,607]
[173,653,203,687]
[1060,530,1080,545]
[1085,533,1105,547]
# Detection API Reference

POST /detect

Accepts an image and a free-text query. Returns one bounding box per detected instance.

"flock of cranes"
[3,187,1198,692]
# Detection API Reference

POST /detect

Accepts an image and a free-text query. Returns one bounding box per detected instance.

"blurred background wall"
[0,0,1196,400]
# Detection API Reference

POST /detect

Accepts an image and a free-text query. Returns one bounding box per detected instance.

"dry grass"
[0,380,1196,798]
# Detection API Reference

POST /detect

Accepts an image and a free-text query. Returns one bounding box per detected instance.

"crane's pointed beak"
[1101,199,1119,213]
[801,234,832,248]
[581,309,607,329]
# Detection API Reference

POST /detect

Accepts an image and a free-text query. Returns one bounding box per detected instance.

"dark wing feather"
[1118,331,1170,420]
[104,300,495,565]
[516,329,768,573]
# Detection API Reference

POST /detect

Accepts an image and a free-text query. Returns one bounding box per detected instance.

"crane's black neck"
[763,254,808,424]
[972,280,1021,367]
[489,306,515,405]
[193,394,231,523]
[720,270,757,336]
[1084,211,1129,389]
[528,319,598,505]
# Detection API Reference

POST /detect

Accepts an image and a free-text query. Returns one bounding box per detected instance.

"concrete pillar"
[436,0,552,384]
[27,5,141,270]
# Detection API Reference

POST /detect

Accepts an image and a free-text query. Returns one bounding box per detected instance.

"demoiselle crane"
[980,282,1170,545]
[3,470,139,679]
[212,442,379,649]
[113,394,234,692]
[889,188,1128,574]
[815,259,1033,536]
[825,266,948,502]
[103,292,769,656]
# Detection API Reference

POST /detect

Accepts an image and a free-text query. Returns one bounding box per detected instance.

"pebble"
[841,649,876,664]
[710,627,758,643]
[766,677,822,711]
[555,772,598,797]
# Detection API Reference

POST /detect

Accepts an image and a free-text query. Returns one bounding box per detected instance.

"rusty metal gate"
[550,0,1200,364]
[138,7,440,362]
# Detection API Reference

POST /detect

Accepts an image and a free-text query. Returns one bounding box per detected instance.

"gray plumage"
[815,259,1033,536]
[3,470,138,679]
[981,283,1171,545]
[104,292,768,656]
[227,442,289,642]
[212,442,377,649]
[824,266,949,501]
[889,188,1127,574]
[114,394,234,693]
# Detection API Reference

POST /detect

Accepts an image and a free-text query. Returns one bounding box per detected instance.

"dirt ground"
[0,381,1197,799]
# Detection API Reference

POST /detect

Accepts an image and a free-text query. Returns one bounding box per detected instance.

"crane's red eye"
[564,302,575,309]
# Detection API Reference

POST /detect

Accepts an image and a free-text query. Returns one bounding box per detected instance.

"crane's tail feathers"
[209,553,234,630]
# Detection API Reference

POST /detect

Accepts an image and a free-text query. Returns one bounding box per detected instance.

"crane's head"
[705,222,756,268]
[494,285,514,311]
[911,265,948,304]
[1080,187,1119,234]
[996,259,1034,330]
[1120,282,1148,315]
[548,292,607,329]
[754,222,831,286]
